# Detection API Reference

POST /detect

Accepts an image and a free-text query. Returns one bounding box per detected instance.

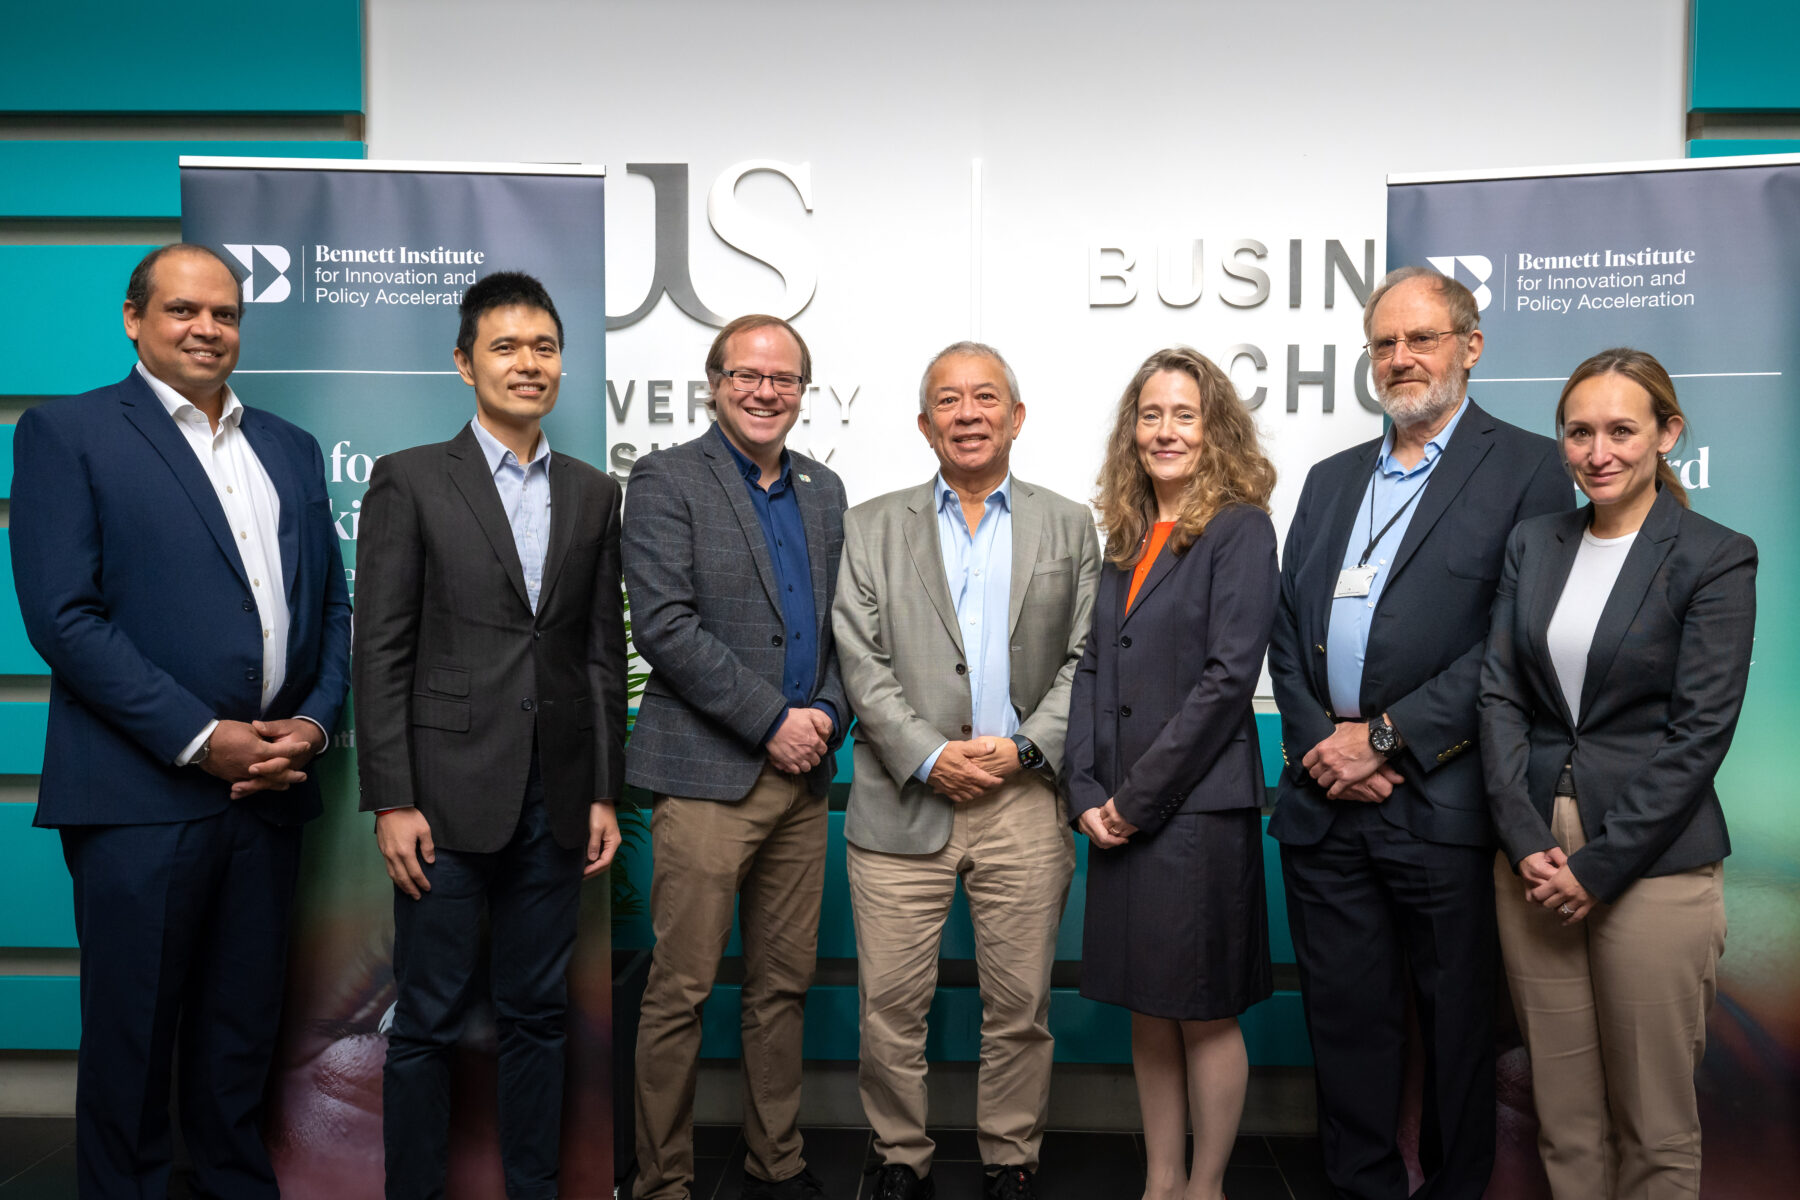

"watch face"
[1370,722,1397,754]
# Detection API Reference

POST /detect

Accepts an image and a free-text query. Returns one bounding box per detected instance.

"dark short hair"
[456,271,564,359]
[124,243,243,315]
[704,315,812,386]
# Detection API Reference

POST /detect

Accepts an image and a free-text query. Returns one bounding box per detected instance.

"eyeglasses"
[721,368,805,396]
[1363,330,1465,361]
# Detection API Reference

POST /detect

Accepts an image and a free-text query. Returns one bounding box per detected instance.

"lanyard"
[1357,466,1432,568]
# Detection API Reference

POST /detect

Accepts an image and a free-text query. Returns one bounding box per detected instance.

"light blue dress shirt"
[470,417,552,614]
[915,474,1018,782]
[1325,399,1468,719]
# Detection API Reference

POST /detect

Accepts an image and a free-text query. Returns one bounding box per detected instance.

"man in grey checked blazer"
[833,342,1100,1200]
[623,315,848,1200]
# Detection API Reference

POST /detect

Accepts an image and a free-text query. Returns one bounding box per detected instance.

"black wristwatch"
[1011,735,1046,771]
[1368,714,1401,758]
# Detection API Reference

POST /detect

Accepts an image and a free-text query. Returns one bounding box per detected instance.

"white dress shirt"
[135,364,309,763]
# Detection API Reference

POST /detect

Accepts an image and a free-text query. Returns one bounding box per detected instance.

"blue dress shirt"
[916,474,1017,781]
[714,426,832,742]
[470,417,551,614]
[1326,399,1469,719]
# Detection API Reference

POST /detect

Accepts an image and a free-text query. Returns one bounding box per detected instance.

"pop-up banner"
[1389,154,1800,1198]
[181,157,612,1197]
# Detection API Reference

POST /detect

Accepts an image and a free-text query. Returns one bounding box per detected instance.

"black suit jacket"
[353,424,627,853]
[1064,504,1277,835]
[1268,400,1573,848]
[1478,486,1754,903]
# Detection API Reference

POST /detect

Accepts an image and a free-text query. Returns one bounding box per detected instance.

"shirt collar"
[934,473,1013,514]
[470,417,551,476]
[136,361,244,430]
[1377,396,1469,478]
[714,423,789,486]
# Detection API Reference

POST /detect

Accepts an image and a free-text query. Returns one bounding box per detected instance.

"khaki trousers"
[1494,795,1726,1200]
[633,765,827,1200]
[847,772,1076,1173]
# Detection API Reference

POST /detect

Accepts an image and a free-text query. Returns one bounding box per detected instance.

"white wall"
[365,0,1687,524]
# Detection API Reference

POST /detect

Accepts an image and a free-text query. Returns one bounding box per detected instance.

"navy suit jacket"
[1267,399,1573,848]
[9,370,352,827]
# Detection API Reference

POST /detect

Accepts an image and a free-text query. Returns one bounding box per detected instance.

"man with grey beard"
[1267,267,1572,1200]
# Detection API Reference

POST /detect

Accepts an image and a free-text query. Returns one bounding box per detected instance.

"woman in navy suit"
[1065,347,1278,1200]
[1479,348,1756,1199]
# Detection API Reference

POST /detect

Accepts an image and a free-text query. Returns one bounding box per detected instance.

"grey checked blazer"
[832,476,1101,855]
[623,428,849,801]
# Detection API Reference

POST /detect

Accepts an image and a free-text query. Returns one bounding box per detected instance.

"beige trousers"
[847,772,1076,1173]
[633,765,827,1200]
[1494,794,1726,1200]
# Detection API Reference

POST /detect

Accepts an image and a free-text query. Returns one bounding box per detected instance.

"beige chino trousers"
[633,765,827,1200]
[1495,794,1726,1200]
[847,771,1076,1174]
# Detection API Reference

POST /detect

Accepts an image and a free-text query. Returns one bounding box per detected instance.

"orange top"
[1126,521,1176,613]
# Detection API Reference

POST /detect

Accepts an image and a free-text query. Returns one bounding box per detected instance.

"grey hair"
[917,340,1022,414]
[1362,265,1480,341]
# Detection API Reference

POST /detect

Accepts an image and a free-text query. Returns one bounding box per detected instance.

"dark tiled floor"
[0,1118,1332,1198]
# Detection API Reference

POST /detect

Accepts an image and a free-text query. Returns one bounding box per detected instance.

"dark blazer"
[1479,486,1754,903]
[9,370,352,827]
[1064,504,1277,836]
[1268,400,1574,848]
[622,429,848,802]
[353,424,627,854]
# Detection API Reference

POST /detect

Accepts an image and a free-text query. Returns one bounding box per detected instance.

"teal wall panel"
[1691,1,1800,112]
[0,703,48,775]
[0,806,74,949]
[1,4,363,114]
[1688,139,1800,157]
[0,976,80,1051]
[0,141,365,220]
[0,246,155,397]
[0,544,48,673]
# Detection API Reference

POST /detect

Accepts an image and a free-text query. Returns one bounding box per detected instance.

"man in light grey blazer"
[833,342,1100,1200]
[623,315,848,1200]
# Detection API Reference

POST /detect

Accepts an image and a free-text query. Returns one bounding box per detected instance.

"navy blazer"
[1267,400,1573,848]
[1064,504,1277,836]
[9,370,352,827]
[1479,486,1755,903]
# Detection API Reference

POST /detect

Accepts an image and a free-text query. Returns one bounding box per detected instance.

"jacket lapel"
[534,452,582,612]
[1007,481,1044,636]
[791,463,832,642]
[1119,531,1179,628]
[1314,448,1376,703]
[902,484,965,655]
[700,433,784,615]
[446,426,532,613]
[1528,509,1586,730]
[1387,402,1496,585]
[118,376,251,592]
[1577,488,1681,723]
[237,410,304,608]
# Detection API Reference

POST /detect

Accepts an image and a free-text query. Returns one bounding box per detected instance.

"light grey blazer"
[832,475,1101,854]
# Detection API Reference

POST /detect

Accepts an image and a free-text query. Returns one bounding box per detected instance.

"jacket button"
[242,599,254,612]
[244,669,257,682]
[1120,705,1132,718]
[1119,635,1132,648]
[534,630,542,640]
[1316,643,1326,654]
[521,698,535,711]
[771,634,783,646]
[955,663,966,675]
[961,724,972,735]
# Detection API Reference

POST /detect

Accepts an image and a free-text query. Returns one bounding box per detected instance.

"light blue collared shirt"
[1326,398,1468,719]
[470,418,552,614]
[915,474,1018,782]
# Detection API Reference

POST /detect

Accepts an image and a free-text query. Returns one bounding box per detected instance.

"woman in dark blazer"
[1479,348,1756,1200]
[1065,346,1278,1200]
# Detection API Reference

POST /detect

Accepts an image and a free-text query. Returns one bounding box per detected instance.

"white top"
[136,363,293,761]
[1544,527,1638,721]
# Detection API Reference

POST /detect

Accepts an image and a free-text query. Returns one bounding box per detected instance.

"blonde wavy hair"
[1094,347,1276,566]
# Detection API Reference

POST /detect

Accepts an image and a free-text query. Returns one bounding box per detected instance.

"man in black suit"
[354,271,627,1200]
[1267,267,1574,1199]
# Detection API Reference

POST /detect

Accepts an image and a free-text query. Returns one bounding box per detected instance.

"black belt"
[1554,763,1576,797]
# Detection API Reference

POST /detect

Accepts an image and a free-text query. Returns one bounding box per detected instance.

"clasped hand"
[1077,797,1139,849]
[1302,721,1404,803]
[926,736,1021,803]
[200,718,324,799]
[767,707,834,775]
[1518,847,1596,924]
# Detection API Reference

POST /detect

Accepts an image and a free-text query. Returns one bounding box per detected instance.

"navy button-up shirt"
[715,426,833,741]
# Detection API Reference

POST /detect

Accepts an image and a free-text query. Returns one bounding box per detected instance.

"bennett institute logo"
[1425,254,1493,310]
[224,244,293,303]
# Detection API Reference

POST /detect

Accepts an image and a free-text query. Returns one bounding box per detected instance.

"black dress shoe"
[740,1164,825,1199]
[982,1164,1037,1200]
[866,1162,936,1200]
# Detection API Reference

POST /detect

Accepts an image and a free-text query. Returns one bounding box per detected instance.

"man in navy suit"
[9,244,352,1199]
[1268,267,1573,1199]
